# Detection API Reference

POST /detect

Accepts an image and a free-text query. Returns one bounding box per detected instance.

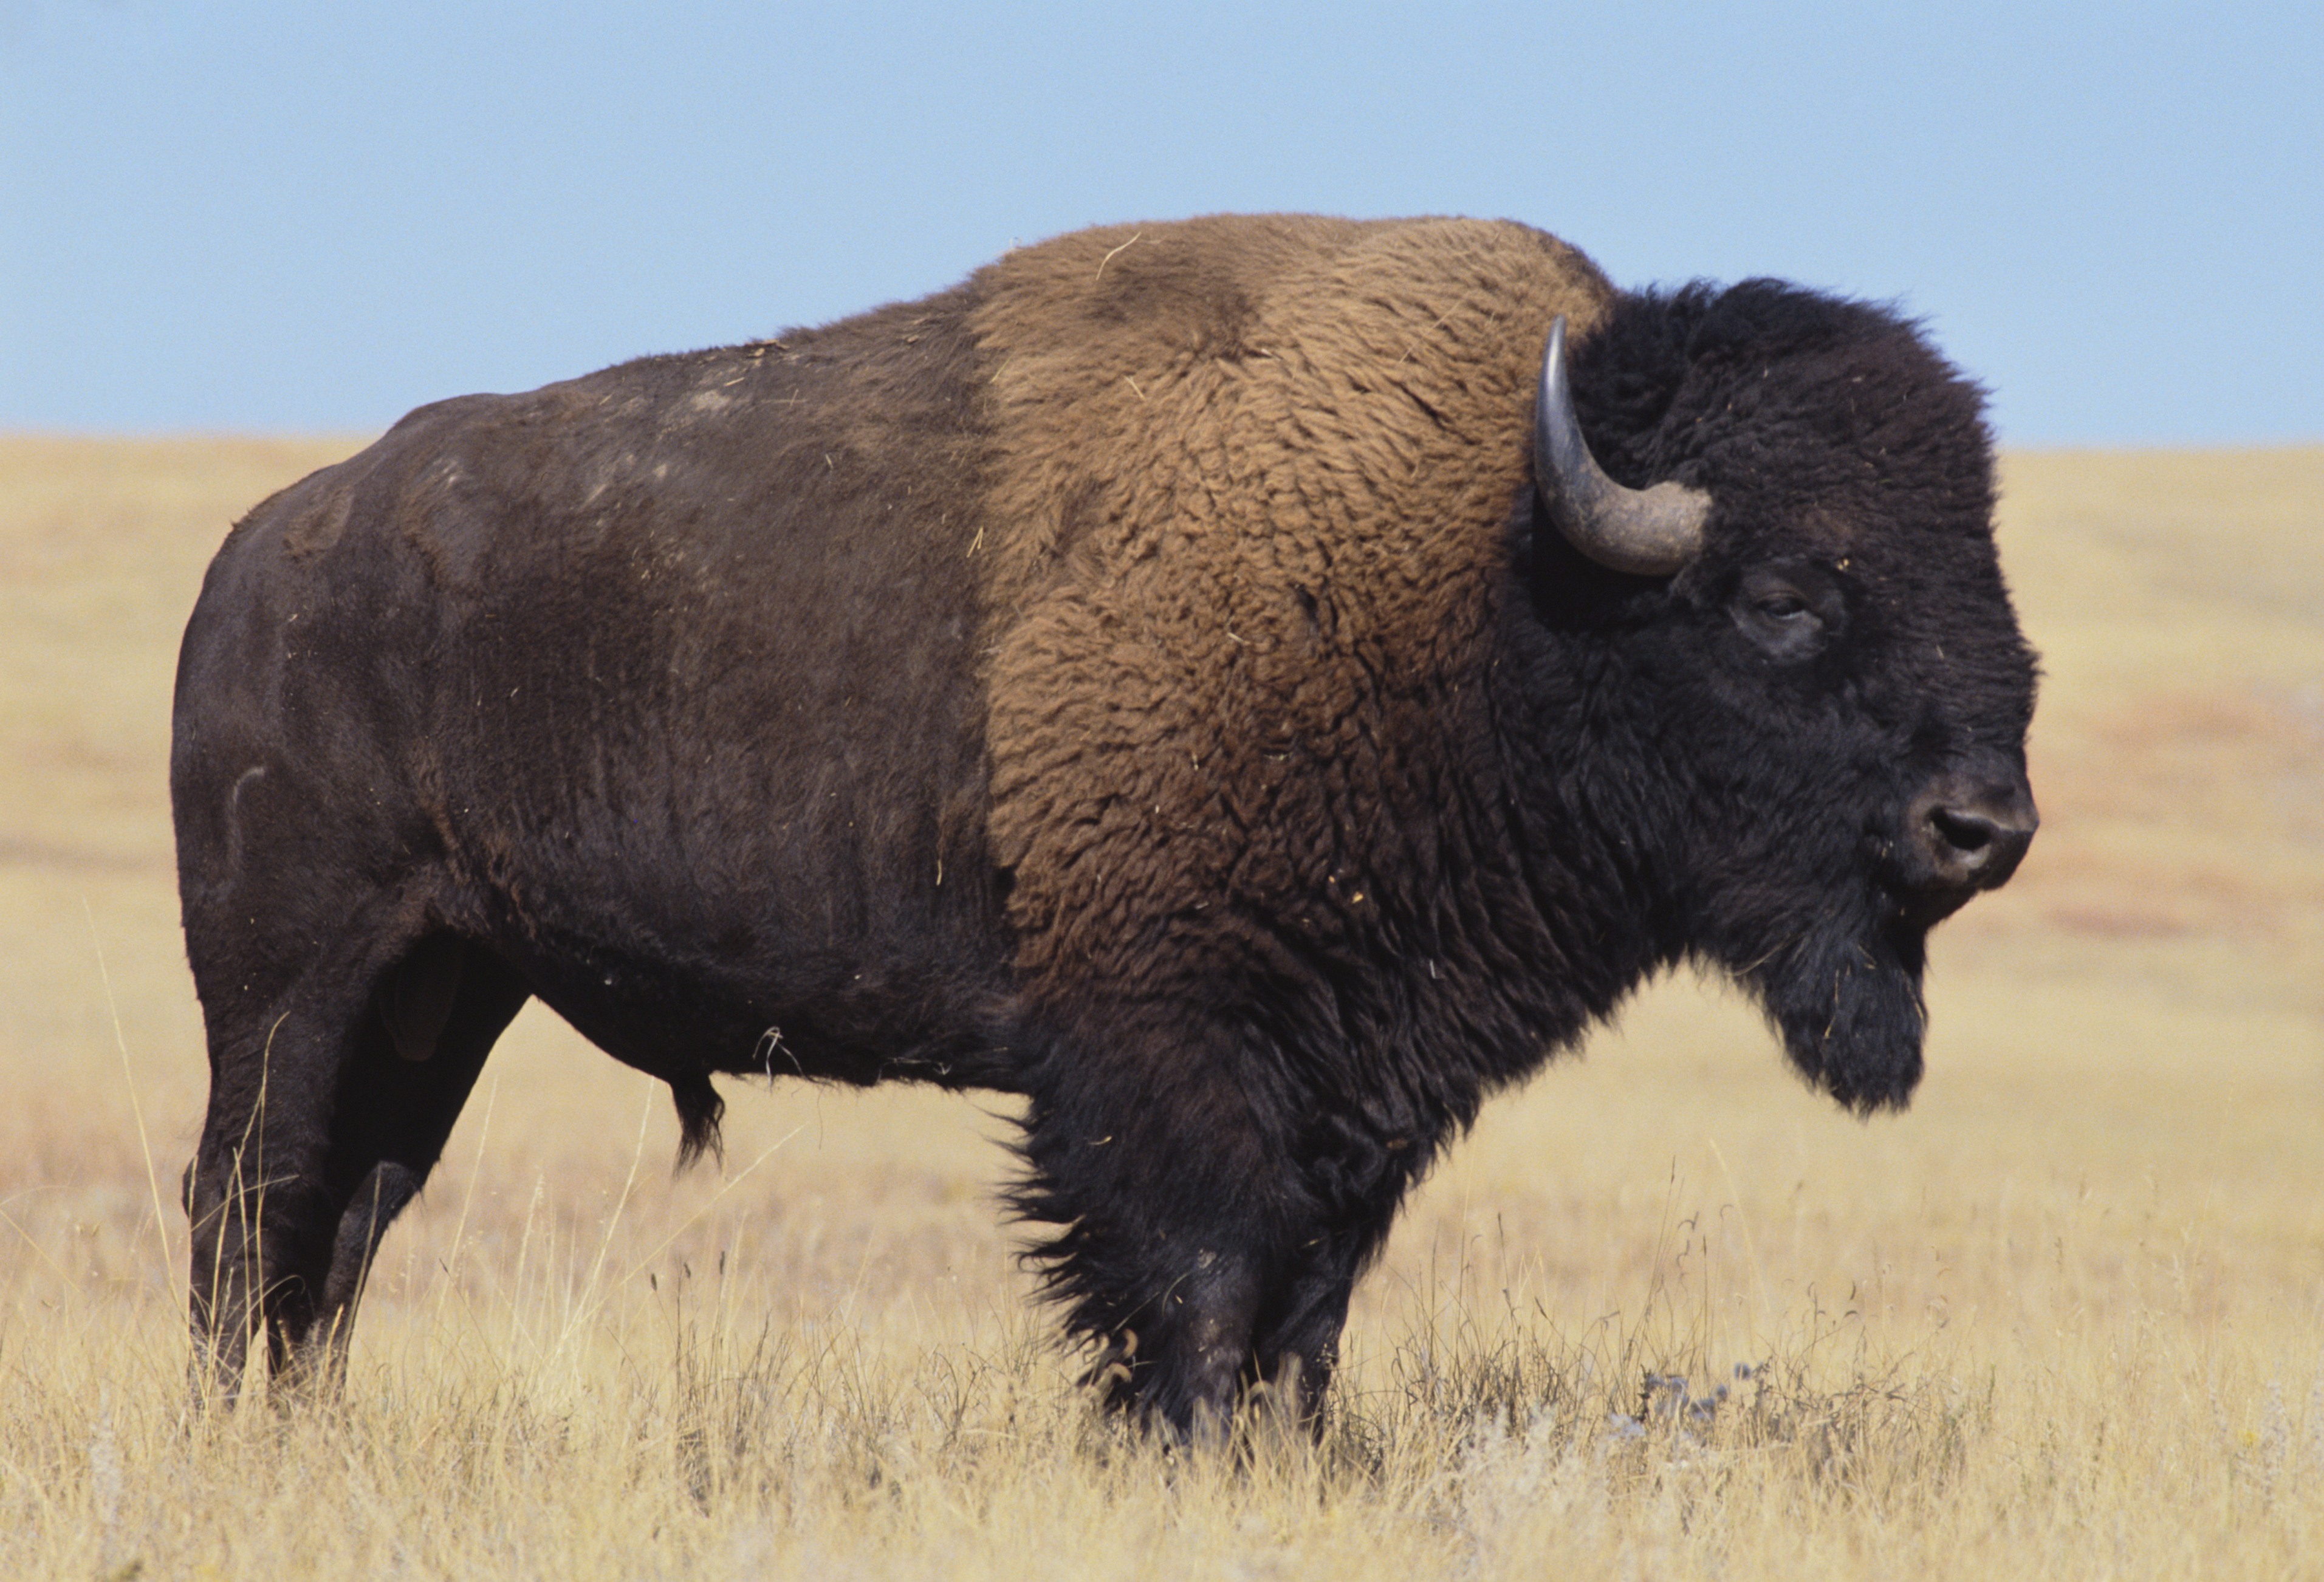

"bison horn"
[1534,317,1710,577]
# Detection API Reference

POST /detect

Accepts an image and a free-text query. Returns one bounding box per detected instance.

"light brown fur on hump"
[966,215,1615,991]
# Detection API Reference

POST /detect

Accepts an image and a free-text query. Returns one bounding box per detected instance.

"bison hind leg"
[296,1159,423,1394]
[299,937,531,1369]
[187,929,530,1403]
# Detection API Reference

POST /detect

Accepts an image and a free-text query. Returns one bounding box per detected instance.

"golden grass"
[3,437,2320,1578]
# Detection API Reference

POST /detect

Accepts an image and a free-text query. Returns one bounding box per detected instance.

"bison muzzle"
[172,214,2037,1436]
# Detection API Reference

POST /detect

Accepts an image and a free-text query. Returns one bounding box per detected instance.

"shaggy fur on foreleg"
[1003,1001,1403,1439]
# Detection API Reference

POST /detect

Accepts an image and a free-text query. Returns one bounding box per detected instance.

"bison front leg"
[1090,1253,1266,1445]
[1012,1005,1376,1442]
[1090,1241,1365,1443]
[1244,1245,1365,1430]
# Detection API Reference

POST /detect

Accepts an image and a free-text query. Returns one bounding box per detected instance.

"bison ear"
[1533,317,1710,577]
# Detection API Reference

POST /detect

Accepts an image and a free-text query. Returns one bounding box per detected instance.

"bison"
[173,214,2037,1435]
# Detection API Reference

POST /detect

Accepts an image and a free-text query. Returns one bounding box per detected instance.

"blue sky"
[3,1,2318,445]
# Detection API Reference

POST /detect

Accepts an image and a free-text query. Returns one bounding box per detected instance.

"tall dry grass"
[2,437,2320,1577]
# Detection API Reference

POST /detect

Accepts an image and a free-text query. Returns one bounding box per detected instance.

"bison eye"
[1730,563,1843,661]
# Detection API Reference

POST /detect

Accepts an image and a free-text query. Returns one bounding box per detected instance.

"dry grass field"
[2,435,2319,1578]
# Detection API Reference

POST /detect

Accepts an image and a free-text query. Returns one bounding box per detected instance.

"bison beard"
[172,214,2037,1439]
[1745,900,1928,1112]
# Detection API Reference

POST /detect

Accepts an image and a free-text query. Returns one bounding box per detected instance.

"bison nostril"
[1921,798,2037,886]
[1930,806,1999,858]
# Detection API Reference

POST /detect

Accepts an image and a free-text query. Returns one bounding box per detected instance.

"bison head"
[1534,282,2038,1112]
